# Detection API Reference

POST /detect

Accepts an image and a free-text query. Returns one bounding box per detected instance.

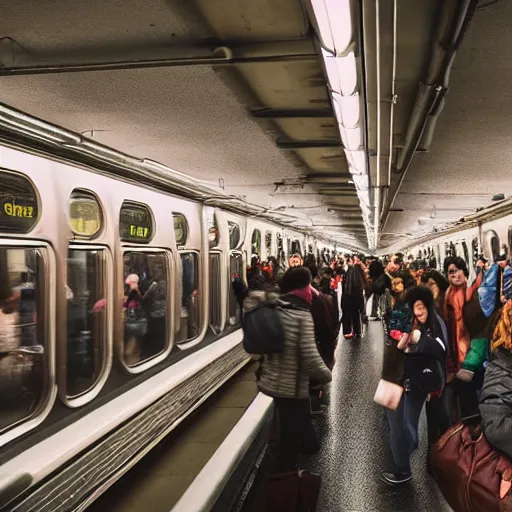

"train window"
[119,202,153,244]
[251,229,261,256]
[122,251,169,366]
[209,252,222,334]
[291,240,302,256]
[0,246,49,435]
[491,235,501,262]
[265,231,272,258]
[0,171,39,234]
[461,241,470,266]
[69,190,102,239]
[229,252,243,326]
[173,213,188,247]
[66,248,108,397]
[472,237,479,264]
[177,252,200,343]
[228,222,240,250]
[509,227,512,256]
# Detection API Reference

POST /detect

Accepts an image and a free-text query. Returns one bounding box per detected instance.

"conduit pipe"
[373,0,382,250]
[386,0,398,192]
[382,0,478,229]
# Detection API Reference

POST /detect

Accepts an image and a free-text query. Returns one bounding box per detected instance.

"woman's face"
[413,300,428,324]
[391,277,404,295]
[427,278,440,300]
[447,264,466,287]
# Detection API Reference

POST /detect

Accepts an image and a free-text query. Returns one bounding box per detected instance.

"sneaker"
[344,333,353,340]
[380,472,412,485]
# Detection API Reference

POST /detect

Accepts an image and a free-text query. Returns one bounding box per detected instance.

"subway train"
[398,199,512,281]
[0,143,338,511]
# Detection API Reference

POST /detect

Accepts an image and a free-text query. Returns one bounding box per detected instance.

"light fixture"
[332,93,360,128]
[344,149,366,173]
[339,124,362,150]
[322,49,357,95]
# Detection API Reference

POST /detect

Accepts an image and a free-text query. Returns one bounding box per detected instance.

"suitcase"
[266,469,321,512]
[430,420,512,512]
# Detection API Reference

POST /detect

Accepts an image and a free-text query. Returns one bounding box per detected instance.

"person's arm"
[456,337,487,380]
[299,314,332,385]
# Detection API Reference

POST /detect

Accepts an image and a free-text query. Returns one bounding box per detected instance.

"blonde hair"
[491,301,512,352]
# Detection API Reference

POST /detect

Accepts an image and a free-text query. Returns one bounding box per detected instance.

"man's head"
[444,256,469,287]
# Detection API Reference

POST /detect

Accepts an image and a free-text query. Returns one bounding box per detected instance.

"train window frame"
[0,238,56,447]
[69,189,104,240]
[251,229,262,257]
[119,247,174,375]
[176,250,203,348]
[62,244,113,408]
[508,226,512,257]
[461,241,470,267]
[265,231,272,259]
[0,169,41,235]
[228,222,241,251]
[119,201,155,244]
[172,212,189,248]
[228,250,244,327]
[208,250,225,335]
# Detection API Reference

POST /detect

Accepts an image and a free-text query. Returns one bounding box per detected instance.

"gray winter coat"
[479,348,512,459]
[243,290,332,400]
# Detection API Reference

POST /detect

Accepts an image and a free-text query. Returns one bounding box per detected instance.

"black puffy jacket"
[479,348,512,459]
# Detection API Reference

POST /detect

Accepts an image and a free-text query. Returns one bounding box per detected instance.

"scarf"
[289,286,313,304]
[444,283,477,369]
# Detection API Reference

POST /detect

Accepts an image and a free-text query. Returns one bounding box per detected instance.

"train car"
[0,144,334,510]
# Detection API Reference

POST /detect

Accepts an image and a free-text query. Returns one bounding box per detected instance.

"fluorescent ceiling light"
[339,124,362,150]
[322,50,357,96]
[311,0,353,57]
[344,149,366,174]
[351,174,369,191]
[332,94,359,128]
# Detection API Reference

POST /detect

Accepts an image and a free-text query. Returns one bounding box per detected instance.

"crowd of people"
[234,247,512,498]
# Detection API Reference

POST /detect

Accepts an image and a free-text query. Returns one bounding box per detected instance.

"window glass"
[173,213,188,247]
[229,252,243,326]
[472,238,479,265]
[229,222,240,250]
[0,247,46,432]
[508,227,512,256]
[461,241,470,266]
[0,172,39,234]
[123,252,168,365]
[265,232,272,258]
[119,202,153,243]
[209,253,222,334]
[66,249,107,396]
[177,253,200,342]
[291,240,302,256]
[491,235,501,262]
[251,230,261,256]
[69,191,102,238]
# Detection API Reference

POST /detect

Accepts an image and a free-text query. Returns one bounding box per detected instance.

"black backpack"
[242,300,304,355]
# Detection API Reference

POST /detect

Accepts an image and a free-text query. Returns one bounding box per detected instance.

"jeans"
[272,398,319,472]
[386,388,428,475]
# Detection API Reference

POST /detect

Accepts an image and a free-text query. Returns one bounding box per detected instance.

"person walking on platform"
[382,286,448,485]
[244,266,332,472]
[341,254,366,339]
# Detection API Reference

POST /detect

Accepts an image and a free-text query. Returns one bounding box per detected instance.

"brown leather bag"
[430,421,512,512]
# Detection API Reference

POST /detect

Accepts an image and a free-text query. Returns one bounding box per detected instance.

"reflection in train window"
[491,235,501,262]
[122,252,169,366]
[0,247,46,433]
[69,190,102,239]
[461,241,470,266]
[0,172,39,234]
[291,239,302,256]
[229,222,240,250]
[209,252,222,334]
[66,248,107,397]
[177,253,200,343]
[472,238,479,265]
[265,231,272,258]
[173,213,188,247]
[508,226,512,257]
[119,202,154,243]
[229,252,243,326]
[251,229,261,256]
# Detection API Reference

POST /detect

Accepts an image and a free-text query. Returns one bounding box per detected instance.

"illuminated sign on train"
[119,201,154,243]
[0,171,39,233]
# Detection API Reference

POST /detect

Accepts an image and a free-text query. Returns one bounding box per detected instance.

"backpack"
[242,300,304,355]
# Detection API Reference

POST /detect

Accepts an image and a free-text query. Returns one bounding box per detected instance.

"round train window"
[119,201,153,243]
[173,214,188,246]
[0,170,39,233]
[69,190,102,238]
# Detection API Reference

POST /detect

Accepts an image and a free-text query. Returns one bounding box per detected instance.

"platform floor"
[309,321,452,512]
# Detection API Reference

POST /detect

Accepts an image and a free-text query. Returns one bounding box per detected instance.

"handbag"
[373,378,404,410]
[266,469,321,512]
[430,419,512,512]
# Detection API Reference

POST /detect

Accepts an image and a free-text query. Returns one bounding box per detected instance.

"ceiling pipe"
[373,0,382,251]
[386,0,398,193]
[381,0,478,230]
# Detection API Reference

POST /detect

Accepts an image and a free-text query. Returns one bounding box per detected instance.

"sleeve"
[461,337,488,372]
[371,273,389,295]
[299,313,332,385]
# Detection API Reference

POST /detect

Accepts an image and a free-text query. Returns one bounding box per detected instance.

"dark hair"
[393,252,404,266]
[391,270,415,290]
[369,260,384,280]
[308,263,319,279]
[335,265,345,276]
[279,266,312,293]
[443,256,469,278]
[406,285,442,339]
[422,269,449,292]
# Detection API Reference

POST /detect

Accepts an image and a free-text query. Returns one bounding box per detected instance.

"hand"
[456,369,474,382]
[397,333,410,350]
[129,282,139,291]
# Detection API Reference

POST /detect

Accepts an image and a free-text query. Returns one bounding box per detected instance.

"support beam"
[251,108,334,119]
[276,138,342,149]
